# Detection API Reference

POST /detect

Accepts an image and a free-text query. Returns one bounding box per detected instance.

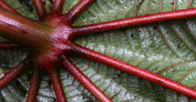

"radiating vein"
[72,8,196,38]
[0,0,19,14]
[27,68,41,102]
[157,61,188,74]
[62,55,112,102]
[0,59,27,89]
[33,0,47,21]
[50,0,64,14]
[70,42,196,99]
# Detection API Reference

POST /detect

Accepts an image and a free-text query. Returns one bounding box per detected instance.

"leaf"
[0,0,196,102]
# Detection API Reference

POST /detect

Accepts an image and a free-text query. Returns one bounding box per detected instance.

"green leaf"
[0,0,196,102]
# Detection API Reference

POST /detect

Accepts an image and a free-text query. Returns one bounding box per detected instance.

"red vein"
[111,89,120,99]
[64,0,94,23]
[173,0,177,10]
[0,0,19,14]
[33,0,47,21]
[50,0,64,14]
[61,55,112,102]
[183,20,196,39]
[72,8,196,38]
[192,84,196,89]
[167,22,196,54]
[145,60,162,71]
[135,0,144,16]
[147,0,152,14]
[147,27,157,52]
[157,61,187,74]
[27,68,41,102]
[137,28,146,55]
[176,93,179,102]
[48,67,67,102]
[159,0,163,12]
[188,0,193,9]
[149,82,161,101]
[102,68,113,93]
[104,0,114,9]
[156,24,181,58]
[177,68,196,82]
[0,59,27,89]
[70,42,196,99]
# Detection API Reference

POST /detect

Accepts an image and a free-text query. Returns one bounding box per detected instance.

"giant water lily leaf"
[0,0,196,102]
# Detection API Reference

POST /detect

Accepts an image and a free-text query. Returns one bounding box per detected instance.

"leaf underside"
[0,0,196,102]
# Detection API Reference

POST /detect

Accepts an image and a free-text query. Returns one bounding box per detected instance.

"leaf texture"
[72,0,196,101]
[0,0,196,102]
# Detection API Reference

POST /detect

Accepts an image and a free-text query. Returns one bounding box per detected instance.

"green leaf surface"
[0,0,196,102]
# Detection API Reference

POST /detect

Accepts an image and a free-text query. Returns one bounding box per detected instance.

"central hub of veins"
[1,0,196,102]
[31,14,73,69]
